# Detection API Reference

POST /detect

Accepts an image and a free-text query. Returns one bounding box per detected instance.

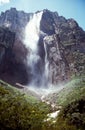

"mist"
[22,10,67,97]
[23,11,46,87]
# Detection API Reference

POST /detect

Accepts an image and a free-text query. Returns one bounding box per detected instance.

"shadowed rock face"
[40,9,55,35]
[0,8,85,86]
[0,27,15,67]
[40,9,85,84]
[0,8,32,85]
[0,27,32,85]
[0,8,31,37]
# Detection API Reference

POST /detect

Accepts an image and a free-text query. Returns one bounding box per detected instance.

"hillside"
[0,80,51,130]
[42,76,85,130]
[0,76,85,130]
[43,76,85,107]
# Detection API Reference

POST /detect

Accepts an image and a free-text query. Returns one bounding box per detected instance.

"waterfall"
[23,11,44,86]
[44,41,49,85]
[24,12,43,52]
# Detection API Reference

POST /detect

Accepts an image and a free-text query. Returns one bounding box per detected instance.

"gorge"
[0,8,85,130]
[0,8,85,88]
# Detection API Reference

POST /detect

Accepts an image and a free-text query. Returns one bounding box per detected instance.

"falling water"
[44,41,49,85]
[22,11,65,97]
[23,11,45,86]
[24,12,43,52]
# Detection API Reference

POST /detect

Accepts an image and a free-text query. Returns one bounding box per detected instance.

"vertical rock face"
[40,9,55,35]
[0,27,15,64]
[0,8,31,35]
[0,8,85,86]
[39,9,85,84]
[0,27,30,85]
[0,8,32,85]
[43,35,66,84]
[0,27,15,80]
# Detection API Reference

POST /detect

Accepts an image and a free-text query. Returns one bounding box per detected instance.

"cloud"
[0,0,10,5]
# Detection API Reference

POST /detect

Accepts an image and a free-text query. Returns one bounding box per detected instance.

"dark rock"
[40,9,55,35]
[0,8,31,39]
[0,8,85,86]
[40,9,85,83]
[43,34,68,84]
[0,27,31,85]
[0,27,15,66]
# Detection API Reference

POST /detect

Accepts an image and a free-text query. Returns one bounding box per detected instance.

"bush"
[0,85,49,130]
[55,98,85,130]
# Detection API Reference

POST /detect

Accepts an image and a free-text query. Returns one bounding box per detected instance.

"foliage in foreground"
[0,77,85,130]
[0,81,50,130]
[43,76,85,130]
[42,99,85,130]
[55,98,85,130]
[56,76,85,106]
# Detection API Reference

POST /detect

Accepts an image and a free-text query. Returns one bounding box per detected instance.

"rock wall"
[0,27,31,85]
[0,8,85,86]
[40,9,85,84]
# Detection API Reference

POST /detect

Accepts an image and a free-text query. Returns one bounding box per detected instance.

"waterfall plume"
[24,11,43,52]
[23,11,46,87]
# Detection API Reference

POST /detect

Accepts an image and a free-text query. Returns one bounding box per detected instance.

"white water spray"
[23,11,44,86]
[44,41,49,83]
[17,11,66,103]
[24,11,43,52]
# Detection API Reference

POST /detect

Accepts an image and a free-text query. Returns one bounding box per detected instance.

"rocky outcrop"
[0,8,31,37]
[0,27,31,85]
[40,9,85,84]
[43,34,67,84]
[0,27,15,79]
[0,8,85,86]
[0,27,15,65]
[0,8,33,85]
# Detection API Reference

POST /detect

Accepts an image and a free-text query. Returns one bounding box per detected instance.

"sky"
[0,0,85,30]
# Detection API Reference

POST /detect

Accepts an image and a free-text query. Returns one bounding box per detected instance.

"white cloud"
[0,0,10,5]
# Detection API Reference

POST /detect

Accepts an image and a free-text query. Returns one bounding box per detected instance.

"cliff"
[0,8,85,86]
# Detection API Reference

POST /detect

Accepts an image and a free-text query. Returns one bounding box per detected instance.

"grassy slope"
[43,76,85,109]
[0,80,50,130]
[43,76,85,130]
[56,76,85,106]
[0,76,85,130]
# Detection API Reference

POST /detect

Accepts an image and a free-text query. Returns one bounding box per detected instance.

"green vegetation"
[0,80,50,130]
[0,76,85,130]
[73,52,85,75]
[55,98,85,130]
[43,76,85,130]
[55,76,85,130]
[56,76,85,106]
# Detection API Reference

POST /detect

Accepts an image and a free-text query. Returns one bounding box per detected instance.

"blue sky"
[0,0,85,30]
